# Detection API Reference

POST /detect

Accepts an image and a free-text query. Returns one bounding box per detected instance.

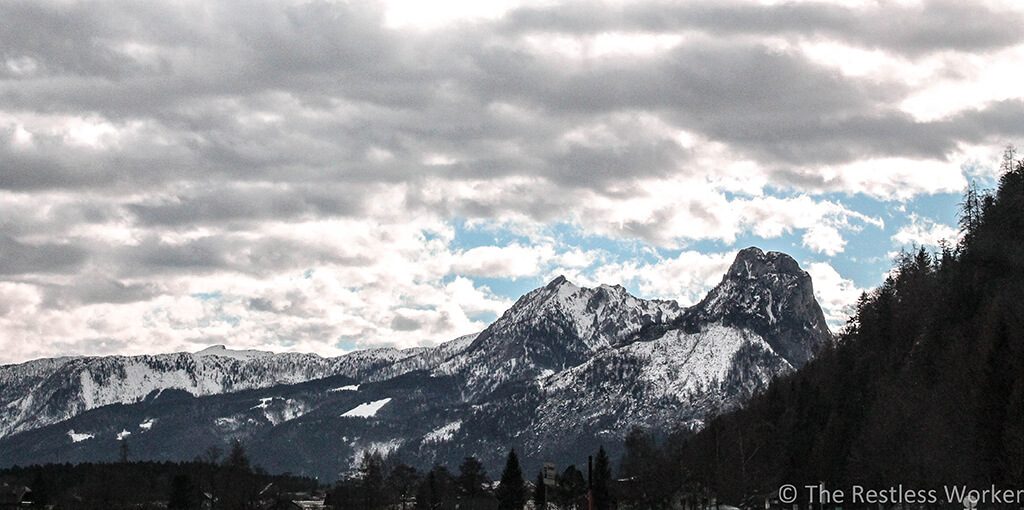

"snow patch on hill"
[423,420,462,443]
[195,345,274,360]
[68,430,93,442]
[350,439,404,467]
[342,398,392,418]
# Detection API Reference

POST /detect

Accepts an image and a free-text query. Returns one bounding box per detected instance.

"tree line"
[0,440,316,510]
[325,446,615,510]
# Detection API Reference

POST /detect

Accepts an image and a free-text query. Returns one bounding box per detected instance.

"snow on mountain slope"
[546,323,786,401]
[0,340,460,439]
[195,345,274,360]
[436,278,681,396]
[342,398,393,418]
[367,332,478,382]
[683,247,831,367]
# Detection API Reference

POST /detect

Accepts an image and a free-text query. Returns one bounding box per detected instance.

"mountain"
[677,246,830,366]
[630,157,1024,505]
[435,277,683,397]
[0,345,427,439]
[0,247,831,480]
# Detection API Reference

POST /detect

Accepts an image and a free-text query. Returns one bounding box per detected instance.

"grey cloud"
[0,124,200,192]
[115,235,374,277]
[390,315,422,332]
[2,0,1018,198]
[247,297,276,312]
[40,276,160,307]
[0,2,141,79]
[500,0,1024,56]
[126,184,367,226]
[0,235,88,275]
[0,0,1020,267]
[246,291,313,317]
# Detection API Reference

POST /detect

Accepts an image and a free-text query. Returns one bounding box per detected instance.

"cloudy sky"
[1,0,1022,364]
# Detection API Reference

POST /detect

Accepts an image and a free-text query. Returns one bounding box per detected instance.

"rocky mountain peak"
[727,247,803,280]
[449,276,680,396]
[687,247,831,367]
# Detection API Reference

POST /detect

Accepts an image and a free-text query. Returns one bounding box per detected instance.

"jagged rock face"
[437,277,681,397]
[684,247,831,367]
[0,246,832,478]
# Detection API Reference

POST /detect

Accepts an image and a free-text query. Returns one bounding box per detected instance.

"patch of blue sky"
[218,314,240,327]
[446,185,967,303]
[335,337,359,351]
[450,218,534,248]
[901,191,963,226]
[467,311,499,324]
[467,275,544,301]
[191,291,223,302]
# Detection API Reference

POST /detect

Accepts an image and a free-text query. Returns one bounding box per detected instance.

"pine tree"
[415,471,437,510]
[1000,144,1017,175]
[118,438,131,463]
[387,464,421,510]
[359,451,386,510]
[556,465,586,510]
[592,447,613,510]
[416,466,456,510]
[457,456,489,497]
[533,471,547,510]
[225,439,251,472]
[496,449,526,510]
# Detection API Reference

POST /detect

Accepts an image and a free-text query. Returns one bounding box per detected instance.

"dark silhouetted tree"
[359,451,387,510]
[225,439,251,472]
[118,438,130,463]
[533,471,547,510]
[458,456,489,497]
[496,449,526,510]
[592,447,613,510]
[554,465,586,510]
[416,466,457,510]
[387,463,421,510]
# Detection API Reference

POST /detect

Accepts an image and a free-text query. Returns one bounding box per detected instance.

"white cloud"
[589,250,736,306]
[451,244,553,278]
[892,214,960,248]
[802,225,846,256]
[805,262,865,329]
[812,157,967,200]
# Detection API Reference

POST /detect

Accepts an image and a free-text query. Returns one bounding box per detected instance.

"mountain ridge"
[0,246,832,479]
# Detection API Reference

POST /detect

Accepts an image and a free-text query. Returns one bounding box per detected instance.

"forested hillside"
[0,442,317,510]
[619,148,1024,507]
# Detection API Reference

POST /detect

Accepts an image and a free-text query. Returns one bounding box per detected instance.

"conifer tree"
[497,449,526,510]
[592,447,613,510]
[533,471,547,510]
[457,456,489,497]
[225,439,250,472]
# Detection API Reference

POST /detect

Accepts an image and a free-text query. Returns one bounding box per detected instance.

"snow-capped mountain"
[435,277,682,397]
[0,344,427,439]
[0,247,831,479]
[681,247,831,367]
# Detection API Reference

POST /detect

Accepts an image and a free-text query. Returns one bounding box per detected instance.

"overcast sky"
[1,0,1022,363]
